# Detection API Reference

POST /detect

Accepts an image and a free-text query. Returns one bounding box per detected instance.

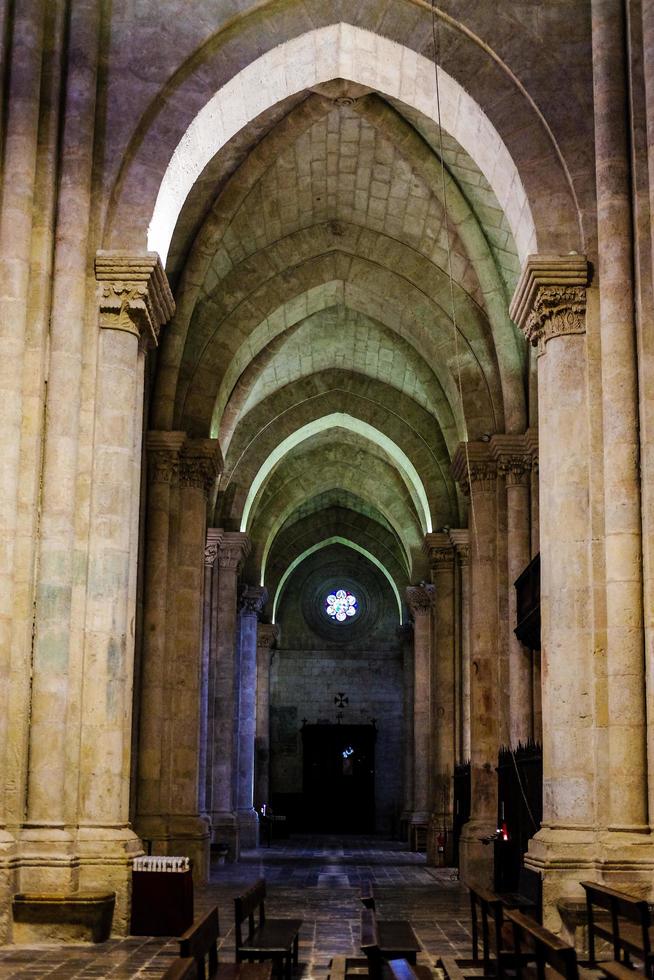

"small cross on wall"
[334,692,349,708]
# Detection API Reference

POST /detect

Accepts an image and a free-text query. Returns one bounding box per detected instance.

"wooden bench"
[359,889,421,962]
[178,906,274,980]
[162,959,198,980]
[504,908,580,980]
[499,868,542,921]
[580,881,653,977]
[469,883,512,976]
[360,908,421,972]
[235,879,302,980]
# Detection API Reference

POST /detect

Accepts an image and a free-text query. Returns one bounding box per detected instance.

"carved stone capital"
[423,532,453,570]
[146,431,186,485]
[490,433,536,486]
[179,439,222,496]
[406,584,435,619]
[95,251,175,351]
[239,585,268,617]
[204,528,223,566]
[218,532,251,572]
[257,623,280,650]
[451,443,497,495]
[509,254,590,356]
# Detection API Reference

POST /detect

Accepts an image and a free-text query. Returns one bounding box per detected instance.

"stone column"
[74,254,175,927]
[452,444,499,888]
[492,435,534,746]
[136,431,185,848]
[424,535,456,865]
[235,586,267,848]
[255,623,279,810]
[405,585,435,825]
[211,532,251,858]
[170,439,221,879]
[200,529,222,815]
[450,530,471,762]
[398,623,414,837]
[510,256,598,928]
[592,0,648,835]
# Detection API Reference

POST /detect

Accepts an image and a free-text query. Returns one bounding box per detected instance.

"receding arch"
[147,24,537,266]
[271,535,404,624]
[240,412,434,536]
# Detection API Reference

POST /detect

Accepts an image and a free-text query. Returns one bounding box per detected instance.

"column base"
[14,825,141,941]
[526,826,654,943]
[0,830,17,944]
[237,808,259,850]
[211,811,239,862]
[458,818,496,888]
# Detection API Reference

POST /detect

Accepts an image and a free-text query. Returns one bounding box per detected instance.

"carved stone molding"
[406,584,435,619]
[146,430,186,485]
[95,251,175,351]
[448,528,469,566]
[452,443,497,495]
[239,585,268,617]
[218,532,251,573]
[179,438,222,496]
[509,254,590,356]
[490,433,533,487]
[257,623,280,650]
[205,528,223,566]
[423,532,453,570]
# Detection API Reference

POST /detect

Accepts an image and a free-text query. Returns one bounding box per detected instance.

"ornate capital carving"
[218,532,251,572]
[179,439,222,496]
[257,623,280,650]
[423,532,453,570]
[204,528,223,565]
[509,254,590,356]
[448,529,470,566]
[451,443,497,496]
[146,431,186,485]
[406,584,435,619]
[95,251,175,351]
[490,433,534,486]
[204,544,218,566]
[239,585,268,617]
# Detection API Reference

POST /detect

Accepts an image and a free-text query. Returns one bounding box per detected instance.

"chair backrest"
[360,908,384,980]
[178,907,220,980]
[161,957,199,980]
[507,909,578,980]
[580,881,651,962]
[235,879,267,948]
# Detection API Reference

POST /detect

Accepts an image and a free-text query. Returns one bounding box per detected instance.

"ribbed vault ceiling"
[154,69,530,621]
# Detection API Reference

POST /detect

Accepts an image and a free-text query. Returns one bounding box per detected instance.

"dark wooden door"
[302,724,375,832]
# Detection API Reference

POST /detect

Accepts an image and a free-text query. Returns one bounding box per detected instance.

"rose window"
[325,589,358,622]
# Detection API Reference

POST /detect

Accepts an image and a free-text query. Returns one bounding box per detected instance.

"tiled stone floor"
[0,836,472,979]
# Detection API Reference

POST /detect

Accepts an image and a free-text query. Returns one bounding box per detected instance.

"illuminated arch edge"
[147,23,536,266]
[240,412,433,537]
[270,535,403,625]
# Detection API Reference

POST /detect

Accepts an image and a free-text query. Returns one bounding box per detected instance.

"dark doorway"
[302,724,375,832]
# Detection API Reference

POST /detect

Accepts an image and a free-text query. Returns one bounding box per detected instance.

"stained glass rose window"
[325,589,357,622]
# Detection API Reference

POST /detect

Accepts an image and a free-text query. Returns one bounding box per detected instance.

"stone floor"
[0,836,472,979]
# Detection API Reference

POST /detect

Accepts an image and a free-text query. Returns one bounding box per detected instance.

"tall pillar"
[211,532,251,858]
[397,624,414,837]
[510,255,601,929]
[592,0,648,836]
[405,585,435,825]
[453,444,499,888]
[425,535,456,865]
[449,530,471,762]
[73,255,175,928]
[492,436,534,746]
[170,439,221,879]
[235,586,267,848]
[255,623,279,811]
[136,431,185,849]
[200,529,222,815]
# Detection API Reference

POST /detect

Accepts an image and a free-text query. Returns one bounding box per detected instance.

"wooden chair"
[360,908,421,966]
[504,908,579,980]
[162,958,198,980]
[580,881,653,978]
[178,906,273,980]
[235,879,302,980]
